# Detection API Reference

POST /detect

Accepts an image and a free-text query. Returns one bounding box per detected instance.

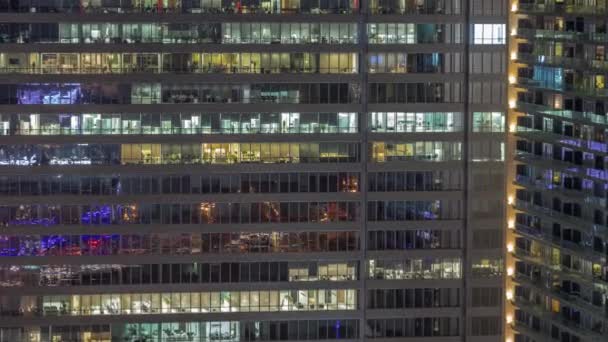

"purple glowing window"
[18,84,82,105]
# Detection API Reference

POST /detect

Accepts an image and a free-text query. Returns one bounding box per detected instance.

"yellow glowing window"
[551,248,561,266]
[596,75,605,89]
[555,42,563,57]
[552,171,561,184]
[593,263,602,277]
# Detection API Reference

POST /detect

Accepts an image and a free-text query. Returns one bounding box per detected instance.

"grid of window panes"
[0,1,502,341]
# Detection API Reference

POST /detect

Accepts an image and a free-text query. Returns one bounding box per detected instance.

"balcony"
[515,272,608,320]
[513,242,608,290]
[511,220,606,267]
[512,198,600,238]
[516,27,582,41]
[515,101,607,126]
[516,77,608,98]
[514,150,598,176]
[514,177,606,214]
[517,2,608,16]
[516,27,608,44]
[513,296,606,339]
[515,127,608,155]
[515,53,598,71]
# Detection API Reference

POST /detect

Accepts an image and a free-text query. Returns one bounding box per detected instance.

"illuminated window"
[472,112,505,132]
[472,24,505,45]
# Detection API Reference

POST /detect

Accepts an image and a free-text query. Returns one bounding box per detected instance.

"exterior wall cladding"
[507,1,608,342]
[0,0,508,341]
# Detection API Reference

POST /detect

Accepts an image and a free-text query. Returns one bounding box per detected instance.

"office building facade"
[507,0,608,341]
[0,1,507,341]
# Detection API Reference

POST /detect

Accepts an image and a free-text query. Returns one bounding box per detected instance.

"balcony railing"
[517,27,608,43]
[517,3,608,16]
[515,171,607,209]
[516,53,591,70]
[516,101,607,125]
[517,27,581,40]
[516,77,608,98]
[519,52,608,72]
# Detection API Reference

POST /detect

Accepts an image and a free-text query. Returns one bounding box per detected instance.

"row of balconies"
[513,224,607,273]
[514,173,607,214]
[513,247,602,287]
[517,27,608,44]
[512,197,605,243]
[514,188,596,223]
[515,127,608,159]
[516,52,608,73]
[517,1,608,16]
[514,110,606,140]
[512,292,606,339]
[512,270,608,338]
[514,244,607,286]
[516,76,608,99]
[513,209,607,260]
[515,143,606,175]
[516,101,608,127]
